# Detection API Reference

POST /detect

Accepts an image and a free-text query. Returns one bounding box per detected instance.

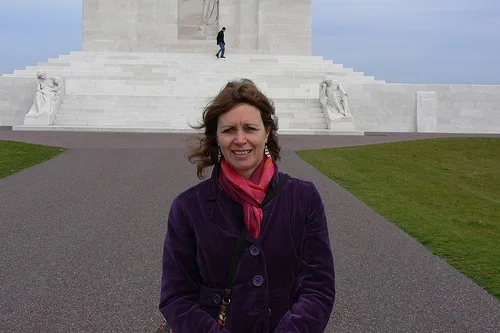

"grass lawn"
[297,137,500,299]
[0,140,67,179]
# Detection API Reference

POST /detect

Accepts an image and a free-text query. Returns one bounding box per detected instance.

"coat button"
[212,293,221,305]
[252,275,264,287]
[249,245,260,256]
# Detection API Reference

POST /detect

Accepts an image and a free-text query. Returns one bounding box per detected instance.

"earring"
[217,146,222,162]
[264,143,271,158]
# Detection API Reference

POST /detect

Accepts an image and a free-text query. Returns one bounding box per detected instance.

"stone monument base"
[327,116,361,133]
[23,114,55,126]
[7,51,377,135]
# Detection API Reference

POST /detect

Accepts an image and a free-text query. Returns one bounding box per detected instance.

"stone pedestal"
[326,116,357,131]
[23,114,55,126]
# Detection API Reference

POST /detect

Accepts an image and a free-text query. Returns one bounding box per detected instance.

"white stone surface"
[82,0,312,55]
[3,51,500,134]
[416,91,437,132]
[348,83,500,133]
[0,77,37,126]
[4,51,369,133]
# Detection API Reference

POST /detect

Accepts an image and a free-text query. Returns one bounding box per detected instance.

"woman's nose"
[234,130,247,144]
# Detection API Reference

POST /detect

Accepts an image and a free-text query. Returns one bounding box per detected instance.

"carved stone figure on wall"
[26,73,62,117]
[203,0,219,25]
[320,77,352,119]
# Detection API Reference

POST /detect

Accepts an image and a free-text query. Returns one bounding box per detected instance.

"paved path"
[1,130,499,333]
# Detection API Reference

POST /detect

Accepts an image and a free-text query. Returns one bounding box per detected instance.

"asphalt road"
[1,130,499,332]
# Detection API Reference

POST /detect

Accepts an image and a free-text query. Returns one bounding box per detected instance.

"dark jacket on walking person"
[217,27,226,45]
[159,79,336,333]
[216,27,226,58]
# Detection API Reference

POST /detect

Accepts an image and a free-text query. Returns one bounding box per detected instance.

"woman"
[159,79,335,332]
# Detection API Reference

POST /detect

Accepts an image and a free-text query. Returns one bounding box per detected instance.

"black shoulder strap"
[217,227,248,327]
[225,227,248,288]
[262,173,291,207]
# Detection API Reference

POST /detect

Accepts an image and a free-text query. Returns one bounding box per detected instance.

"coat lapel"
[207,164,245,237]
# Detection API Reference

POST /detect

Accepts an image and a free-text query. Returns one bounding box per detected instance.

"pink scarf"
[218,156,276,238]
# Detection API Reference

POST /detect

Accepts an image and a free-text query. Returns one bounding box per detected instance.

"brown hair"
[188,78,281,179]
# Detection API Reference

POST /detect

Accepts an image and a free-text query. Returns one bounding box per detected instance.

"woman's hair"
[188,78,281,179]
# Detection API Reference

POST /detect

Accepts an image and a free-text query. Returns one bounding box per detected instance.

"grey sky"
[1,0,499,84]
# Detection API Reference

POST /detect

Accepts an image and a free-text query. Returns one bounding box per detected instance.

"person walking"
[216,27,226,58]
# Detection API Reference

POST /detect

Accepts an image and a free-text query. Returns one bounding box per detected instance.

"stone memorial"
[0,0,498,134]
[82,0,312,55]
[319,76,357,132]
[23,73,63,126]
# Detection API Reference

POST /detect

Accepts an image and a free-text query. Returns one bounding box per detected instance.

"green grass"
[0,140,67,179]
[297,137,500,299]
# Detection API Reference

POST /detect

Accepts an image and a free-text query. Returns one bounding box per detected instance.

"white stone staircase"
[6,51,380,134]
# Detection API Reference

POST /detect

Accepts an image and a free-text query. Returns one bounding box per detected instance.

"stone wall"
[83,0,178,51]
[178,0,217,40]
[137,0,178,49]
[0,77,37,126]
[346,83,500,133]
[258,0,312,55]
[83,0,139,51]
[82,0,312,55]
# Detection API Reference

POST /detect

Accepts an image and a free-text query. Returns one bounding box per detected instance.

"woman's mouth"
[232,149,252,155]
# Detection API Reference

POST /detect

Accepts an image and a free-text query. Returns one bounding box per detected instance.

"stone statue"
[320,77,351,119]
[26,73,62,117]
[203,0,219,25]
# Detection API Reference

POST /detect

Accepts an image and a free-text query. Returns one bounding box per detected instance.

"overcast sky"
[1,0,499,84]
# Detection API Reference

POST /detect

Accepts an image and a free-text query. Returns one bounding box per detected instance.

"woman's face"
[216,103,269,179]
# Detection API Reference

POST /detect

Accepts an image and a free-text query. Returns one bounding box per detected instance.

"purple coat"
[160,165,335,333]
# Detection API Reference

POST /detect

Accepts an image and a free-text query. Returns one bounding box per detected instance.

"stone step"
[9,71,374,83]
[58,101,323,111]
[59,97,322,110]
[56,108,325,123]
[20,61,360,73]
[14,125,362,135]
[40,57,339,64]
[8,69,376,84]
[51,119,328,129]
[59,81,324,98]
[66,51,328,61]
[7,51,380,85]
[24,67,356,76]
[43,56,337,63]
[13,69,361,79]
[54,110,325,120]
[46,56,336,65]
[60,95,321,103]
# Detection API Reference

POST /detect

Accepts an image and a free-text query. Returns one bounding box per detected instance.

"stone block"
[383,84,409,93]
[459,108,484,117]
[416,91,437,132]
[424,84,449,93]
[486,94,500,102]
[449,85,487,94]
